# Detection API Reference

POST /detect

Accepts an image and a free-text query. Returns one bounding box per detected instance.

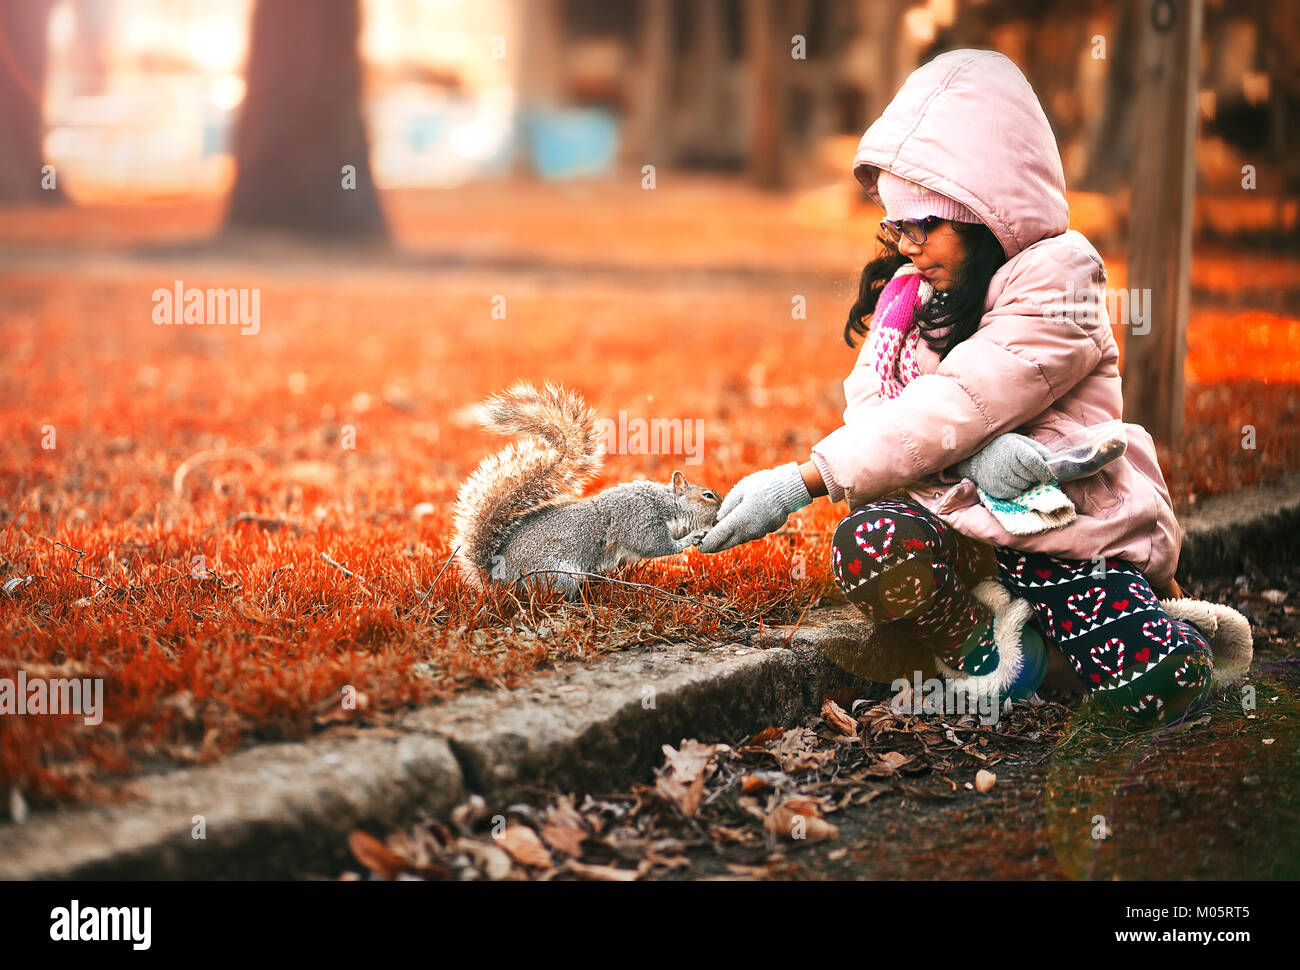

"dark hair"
[843,220,1008,359]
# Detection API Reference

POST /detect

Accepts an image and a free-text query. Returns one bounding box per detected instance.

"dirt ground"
[694,566,1300,881]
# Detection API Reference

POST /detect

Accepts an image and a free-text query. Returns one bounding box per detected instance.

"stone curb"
[0,732,465,880]
[0,618,872,879]
[1177,472,1300,581]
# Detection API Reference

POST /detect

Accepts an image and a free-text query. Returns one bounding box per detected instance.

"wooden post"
[680,0,725,159]
[226,0,386,239]
[1122,0,1203,444]
[1081,0,1140,192]
[747,0,788,189]
[0,0,61,203]
[631,0,674,168]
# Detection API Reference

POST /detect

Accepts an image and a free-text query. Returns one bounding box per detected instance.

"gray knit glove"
[698,462,813,554]
[953,433,1054,500]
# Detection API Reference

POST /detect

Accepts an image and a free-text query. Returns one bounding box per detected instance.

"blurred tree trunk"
[682,0,725,160]
[0,0,62,204]
[1080,0,1140,191]
[1123,0,1203,444]
[747,0,789,189]
[631,0,674,168]
[226,0,386,239]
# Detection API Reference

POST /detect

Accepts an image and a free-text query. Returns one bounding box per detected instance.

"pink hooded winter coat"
[809,49,1182,588]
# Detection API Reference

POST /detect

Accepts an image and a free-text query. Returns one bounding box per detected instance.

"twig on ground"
[48,539,218,599]
[50,539,112,599]
[782,599,814,648]
[405,546,459,620]
[320,552,366,583]
[321,552,390,606]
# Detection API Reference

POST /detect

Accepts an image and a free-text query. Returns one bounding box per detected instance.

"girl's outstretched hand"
[698,462,813,554]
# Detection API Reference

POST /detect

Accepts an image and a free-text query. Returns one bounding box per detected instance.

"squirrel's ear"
[671,470,686,491]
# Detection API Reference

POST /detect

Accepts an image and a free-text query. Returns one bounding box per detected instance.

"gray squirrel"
[450,380,725,599]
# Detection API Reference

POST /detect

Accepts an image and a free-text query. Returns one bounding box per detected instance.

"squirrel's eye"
[703,491,717,501]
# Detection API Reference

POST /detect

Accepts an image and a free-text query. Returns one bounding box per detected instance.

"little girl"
[700,49,1252,727]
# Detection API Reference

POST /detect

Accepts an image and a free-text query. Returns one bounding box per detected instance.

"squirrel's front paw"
[677,528,710,552]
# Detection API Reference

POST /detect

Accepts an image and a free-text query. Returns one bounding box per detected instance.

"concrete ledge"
[0,733,465,880]
[401,637,868,804]
[1177,472,1300,580]
[0,633,869,879]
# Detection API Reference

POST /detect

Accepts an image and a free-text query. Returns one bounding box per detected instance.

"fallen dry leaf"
[546,793,585,830]
[661,739,718,781]
[821,697,859,736]
[656,740,720,817]
[781,794,831,817]
[862,749,916,778]
[771,727,835,773]
[385,829,450,881]
[657,771,708,818]
[858,702,901,739]
[766,799,839,843]
[541,823,587,858]
[347,830,410,880]
[497,825,553,868]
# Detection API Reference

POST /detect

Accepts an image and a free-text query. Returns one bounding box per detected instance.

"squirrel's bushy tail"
[450,380,603,590]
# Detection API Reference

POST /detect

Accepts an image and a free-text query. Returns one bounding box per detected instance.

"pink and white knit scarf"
[870,264,938,399]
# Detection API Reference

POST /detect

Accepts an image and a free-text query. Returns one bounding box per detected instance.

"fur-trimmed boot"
[1160,598,1254,687]
[936,579,1046,703]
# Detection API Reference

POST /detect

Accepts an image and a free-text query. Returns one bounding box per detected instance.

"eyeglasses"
[879,215,944,246]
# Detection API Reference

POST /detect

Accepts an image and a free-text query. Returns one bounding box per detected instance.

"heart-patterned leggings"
[830,498,1214,724]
